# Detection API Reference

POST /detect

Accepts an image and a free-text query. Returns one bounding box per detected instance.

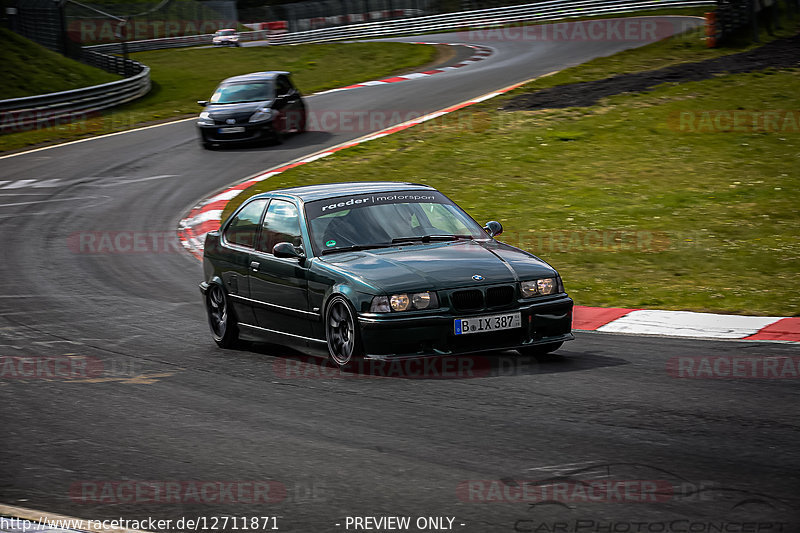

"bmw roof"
[262,182,436,202]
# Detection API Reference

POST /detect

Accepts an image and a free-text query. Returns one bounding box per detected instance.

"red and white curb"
[574,307,800,342]
[314,44,493,95]
[176,76,800,343]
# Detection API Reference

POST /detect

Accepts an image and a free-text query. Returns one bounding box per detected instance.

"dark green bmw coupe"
[200,182,573,367]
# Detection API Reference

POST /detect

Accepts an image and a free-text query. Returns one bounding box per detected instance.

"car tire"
[271,123,284,145]
[325,295,363,367]
[206,284,240,348]
[297,106,307,133]
[519,341,563,359]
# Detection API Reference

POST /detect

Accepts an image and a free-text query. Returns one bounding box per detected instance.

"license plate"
[454,312,522,335]
[218,126,245,133]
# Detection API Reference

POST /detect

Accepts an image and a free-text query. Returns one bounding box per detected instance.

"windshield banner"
[305,190,453,219]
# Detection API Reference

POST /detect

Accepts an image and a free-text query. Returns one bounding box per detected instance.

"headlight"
[390,294,410,311]
[198,111,214,126]
[521,278,558,298]
[249,108,273,123]
[369,296,390,313]
[370,292,438,312]
[412,292,432,310]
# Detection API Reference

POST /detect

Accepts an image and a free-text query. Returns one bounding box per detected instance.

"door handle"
[250,261,260,271]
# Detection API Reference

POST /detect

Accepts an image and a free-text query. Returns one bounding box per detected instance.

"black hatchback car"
[197,71,306,149]
[200,182,573,367]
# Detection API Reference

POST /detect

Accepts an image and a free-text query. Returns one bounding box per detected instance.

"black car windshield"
[216,30,236,36]
[210,82,273,104]
[304,190,488,255]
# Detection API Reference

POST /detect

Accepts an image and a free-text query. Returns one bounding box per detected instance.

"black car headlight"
[198,111,214,126]
[249,108,274,123]
[520,278,559,298]
[370,291,438,312]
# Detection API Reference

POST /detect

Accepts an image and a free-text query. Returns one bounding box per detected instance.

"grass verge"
[226,21,800,316]
[0,27,119,98]
[0,41,435,152]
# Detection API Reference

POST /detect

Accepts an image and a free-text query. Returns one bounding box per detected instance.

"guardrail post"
[704,11,717,46]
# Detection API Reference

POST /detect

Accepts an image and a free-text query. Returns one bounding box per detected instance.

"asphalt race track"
[1,17,798,532]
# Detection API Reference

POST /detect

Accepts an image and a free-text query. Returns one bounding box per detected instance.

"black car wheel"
[296,106,307,133]
[206,284,239,348]
[271,122,285,144]
[519,341,563,359]
[325,296,362,367]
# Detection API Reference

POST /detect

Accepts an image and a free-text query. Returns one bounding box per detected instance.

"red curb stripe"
[744,317,800,341]
[422,69,445,74]
[380,76,408,83]
[200,199,230,212]
[192,219,222,235]
[328,143,359,153]
[378,124,414,136]
[572,306,636,330]
[443,102,474,113]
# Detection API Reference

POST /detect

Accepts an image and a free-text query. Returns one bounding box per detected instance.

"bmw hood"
[321,240,558,294]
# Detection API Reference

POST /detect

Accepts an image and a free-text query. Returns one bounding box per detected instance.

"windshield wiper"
[320,243,393,255]
[391,234,474,244]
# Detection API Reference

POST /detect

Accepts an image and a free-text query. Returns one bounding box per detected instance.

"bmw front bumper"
[357,295,574,359]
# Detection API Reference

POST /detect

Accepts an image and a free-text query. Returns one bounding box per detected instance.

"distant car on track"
[196,71,306,149]
[200,182,574,367]
[212,28,241,46]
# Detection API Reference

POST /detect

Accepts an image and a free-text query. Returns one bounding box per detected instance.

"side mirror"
[273,242,305,259]
[197,100,208,107]
[484,221,503,237]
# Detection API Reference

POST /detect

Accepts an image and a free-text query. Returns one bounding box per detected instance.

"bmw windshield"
[304,190,488,255]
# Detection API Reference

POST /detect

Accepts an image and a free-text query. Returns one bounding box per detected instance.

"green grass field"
[0,41,435,151]
[0,27,119,99]
[226,24,800,316]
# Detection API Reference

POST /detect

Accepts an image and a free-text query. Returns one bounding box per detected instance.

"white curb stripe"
[597,310,784,339]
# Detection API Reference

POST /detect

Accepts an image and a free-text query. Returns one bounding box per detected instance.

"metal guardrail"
[87,0,712,53]
[0,53,150,133]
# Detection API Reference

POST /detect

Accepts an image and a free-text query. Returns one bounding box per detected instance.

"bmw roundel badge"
[472,275,484,281]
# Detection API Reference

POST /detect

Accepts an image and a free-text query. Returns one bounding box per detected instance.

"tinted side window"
[259,200,302,253]
[224,199,268,248]
[276,76,291,96]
